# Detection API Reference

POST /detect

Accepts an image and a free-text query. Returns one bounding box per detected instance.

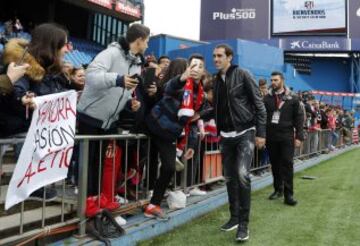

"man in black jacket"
[264,71,304,206]
[212,44,266,242]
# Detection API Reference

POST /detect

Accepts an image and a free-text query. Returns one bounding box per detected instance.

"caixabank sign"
[280,38,350,51]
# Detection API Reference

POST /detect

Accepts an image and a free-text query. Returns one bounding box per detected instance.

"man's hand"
[255,137,266,149]
[295,139,302,148]
[124,75,139,90]
[183,148,195,160]
[7,62,29,83]
[131,99,141,112]
[180,63,198,81]
[147,83,157,97]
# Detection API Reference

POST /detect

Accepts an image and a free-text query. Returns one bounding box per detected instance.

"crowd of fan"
[0,23,358,224]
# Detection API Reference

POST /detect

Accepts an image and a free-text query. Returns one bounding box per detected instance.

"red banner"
[88,0,112,9]
[115,1,141,18]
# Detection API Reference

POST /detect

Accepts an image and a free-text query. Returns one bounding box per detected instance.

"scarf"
[178,78,204,118]
[177,78,204,151]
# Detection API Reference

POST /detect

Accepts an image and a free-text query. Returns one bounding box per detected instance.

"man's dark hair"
[126,23,150,43]
[271,71,285,80]
[258,78,267,86]
[188,53,204,64]
[158,55,170,64]
[215,44,233,57]
[161,58,187,87]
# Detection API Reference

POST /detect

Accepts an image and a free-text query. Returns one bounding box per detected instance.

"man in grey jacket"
[77,23,150,198]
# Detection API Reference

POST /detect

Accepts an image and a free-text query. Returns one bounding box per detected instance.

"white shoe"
[115,215,127,226]
[175,157,185,171]
[147,190,154,199]
[189,187,207,196]
[74,187,78,195]
[115,195,129,204]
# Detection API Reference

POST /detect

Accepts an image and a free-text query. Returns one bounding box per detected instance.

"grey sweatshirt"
[77,42,142,130]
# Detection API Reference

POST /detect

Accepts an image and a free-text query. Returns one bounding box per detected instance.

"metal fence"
[0,127,358,245]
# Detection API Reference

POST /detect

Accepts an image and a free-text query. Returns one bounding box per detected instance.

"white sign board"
[5,91,77,209]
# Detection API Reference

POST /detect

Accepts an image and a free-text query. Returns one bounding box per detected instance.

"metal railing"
[0,127,358,244]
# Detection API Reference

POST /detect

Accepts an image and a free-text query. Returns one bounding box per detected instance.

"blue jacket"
[146,75,208,148]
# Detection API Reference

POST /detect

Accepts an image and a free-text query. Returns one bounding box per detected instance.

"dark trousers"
[78,121,115,196]
[148,139,160,190]
[186,140,201,187]
[267,139,295,197]
[150,137,176,205]
[221,130,255,225]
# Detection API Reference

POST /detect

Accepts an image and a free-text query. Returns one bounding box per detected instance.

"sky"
[143,0,201,40]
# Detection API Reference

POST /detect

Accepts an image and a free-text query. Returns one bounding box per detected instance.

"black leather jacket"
[213,65,266,138]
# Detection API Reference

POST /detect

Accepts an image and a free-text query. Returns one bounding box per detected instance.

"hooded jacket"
[77,37,143,130]
[0,38,69,136]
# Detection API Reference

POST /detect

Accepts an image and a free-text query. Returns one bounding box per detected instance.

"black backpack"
[86,209,125,245]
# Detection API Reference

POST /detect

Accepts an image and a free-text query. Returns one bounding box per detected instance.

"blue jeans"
[328,130,339,147]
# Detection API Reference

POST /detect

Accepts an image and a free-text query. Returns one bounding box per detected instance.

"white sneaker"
[175,157,185,171]
[115,195,129,204]
[74,187,78,195]
[189,187,207,196]
[147,190,154,199]
[115,215,127,226]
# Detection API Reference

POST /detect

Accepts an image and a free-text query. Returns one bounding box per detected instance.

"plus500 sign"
[213,9,256,20]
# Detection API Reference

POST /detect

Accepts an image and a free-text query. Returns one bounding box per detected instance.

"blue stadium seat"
[1,25,102,67]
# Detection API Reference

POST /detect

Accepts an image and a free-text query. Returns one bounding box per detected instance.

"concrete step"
[0,185,8,204]
[0,184,78,205]
[1,164,15,175]
[0,204,75,232]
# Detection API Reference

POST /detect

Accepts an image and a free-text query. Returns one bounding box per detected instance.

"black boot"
[284,195,297,206]
[268,190,283,200]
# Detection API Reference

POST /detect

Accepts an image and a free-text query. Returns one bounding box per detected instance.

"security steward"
[264,71,304,206]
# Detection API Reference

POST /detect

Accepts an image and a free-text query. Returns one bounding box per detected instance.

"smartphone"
[129,73,140,84]
[190,58,202,71]
[143,67,156,87]
[17,46,28,66]
[130,74,138,79]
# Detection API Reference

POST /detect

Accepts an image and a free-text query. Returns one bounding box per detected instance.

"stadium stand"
[0,22,103,67]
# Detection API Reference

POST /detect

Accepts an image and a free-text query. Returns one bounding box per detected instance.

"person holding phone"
[77,24,150,204]
[2,23,71,200]
[4,23,70,110]
[144,54,208,220]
